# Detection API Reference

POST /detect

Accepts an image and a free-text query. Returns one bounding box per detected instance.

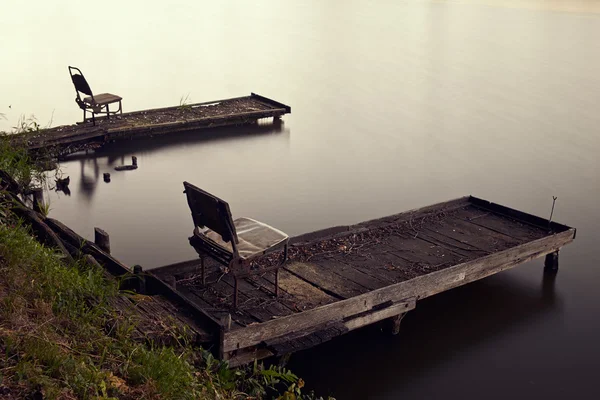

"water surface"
[2,1,599,398]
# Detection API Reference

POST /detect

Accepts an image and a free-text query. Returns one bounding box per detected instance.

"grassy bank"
[0,134,329,399]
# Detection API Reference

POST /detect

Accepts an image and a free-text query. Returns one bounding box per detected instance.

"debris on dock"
[153,196,576,366]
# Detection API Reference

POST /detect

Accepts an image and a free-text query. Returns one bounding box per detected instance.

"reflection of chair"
[183,181,289,308]
[68,66,122,125]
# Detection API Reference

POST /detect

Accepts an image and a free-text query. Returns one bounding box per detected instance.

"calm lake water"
[3,0,600,398]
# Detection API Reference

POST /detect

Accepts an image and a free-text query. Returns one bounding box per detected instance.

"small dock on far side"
[14,93,291,158]
[152,196,576,367]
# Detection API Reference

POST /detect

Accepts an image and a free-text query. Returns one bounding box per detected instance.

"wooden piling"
[133,265,146,294]
[31,188,44,213]
[544,251,559,272]
[103,173,111,182]
[390,313,406,335]
[163,275,176,289]
[94,227,110,253]
[220,314,232,331]
[132,156,137,167]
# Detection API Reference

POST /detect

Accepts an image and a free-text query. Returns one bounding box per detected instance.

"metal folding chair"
[68,66,122,125]
[183,181,289,308]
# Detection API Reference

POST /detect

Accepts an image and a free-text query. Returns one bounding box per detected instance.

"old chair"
[183,181,289,308]
[68,66,122,125]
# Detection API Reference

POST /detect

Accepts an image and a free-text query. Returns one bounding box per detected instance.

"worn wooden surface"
[153,196,576,364]
[14,93,291,158]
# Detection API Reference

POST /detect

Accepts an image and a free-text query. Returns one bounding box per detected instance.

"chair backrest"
[183,181,239,246]
[68,66,93,99]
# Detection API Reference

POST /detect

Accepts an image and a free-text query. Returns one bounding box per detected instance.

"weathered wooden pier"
[152,196,576,366]
[13,93,291,158]
[2,166,576,367]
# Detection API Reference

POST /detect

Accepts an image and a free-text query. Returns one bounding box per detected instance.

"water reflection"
[289,272,561,399]
[78,157,101,203]
[86,119,288,158]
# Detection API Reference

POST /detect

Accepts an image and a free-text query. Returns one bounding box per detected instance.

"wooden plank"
[245,273,307,313]
[174,285,249,329]
[106,109,285,135]
[453,207,546,241]
[222,229,574,352]
[323,249,419,284]
[227,348,275,368]
[385,235,467,268]
[284,261,369,299]
[468,196,572,233]
[312,256,391,291]
[423,217,522,252]
[344,300,415,331]
[265,322,349,355]
[416,229,489,258]
[222,275,296,322]
[150,259,202,277]
[352,198,470,231]
[251,92,292,113]
[274,270,337,311]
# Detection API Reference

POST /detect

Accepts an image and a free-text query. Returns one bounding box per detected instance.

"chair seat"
[203,217,288,260]
[83,93,122,106]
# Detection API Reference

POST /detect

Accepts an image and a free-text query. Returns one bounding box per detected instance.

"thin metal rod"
[233,276,239,308]
[201,256,206,285]
[548,196,558,227]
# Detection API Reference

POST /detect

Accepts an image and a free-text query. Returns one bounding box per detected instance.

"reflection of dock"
[17,93,291,157]
[152,196,576,367]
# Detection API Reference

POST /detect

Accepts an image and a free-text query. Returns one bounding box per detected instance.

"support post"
[163,275,176,289]
[200,257,206,286]
[277,352,292,368]
[32,188,44,213]
[133,264,146,294]
[389,312,407,335]
[103,173,111,182]
[233,276,239,308]
[94,227,110,253]
[220,314,232,331]
[544,250,559,273]
[132,156,137,167]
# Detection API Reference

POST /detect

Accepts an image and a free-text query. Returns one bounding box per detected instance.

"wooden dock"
[152,196,575,367]
[14,93,291,158]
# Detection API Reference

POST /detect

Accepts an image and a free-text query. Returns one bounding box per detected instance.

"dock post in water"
[390,313,407,335]
[544,250,559,272]
[133,265,146,294]
[132,156,137,167]
[32,188,44,213]
[94,227,110,253]
[103,173,111,182]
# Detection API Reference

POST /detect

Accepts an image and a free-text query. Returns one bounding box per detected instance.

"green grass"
[0,220,317,399]
[0,135,45,190]
[0,117,333,400]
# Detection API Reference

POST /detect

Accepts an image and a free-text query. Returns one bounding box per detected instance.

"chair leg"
[200,256,206,286]
[106,104,110,119]
[233,276,239,309]
[274,243,288,298]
